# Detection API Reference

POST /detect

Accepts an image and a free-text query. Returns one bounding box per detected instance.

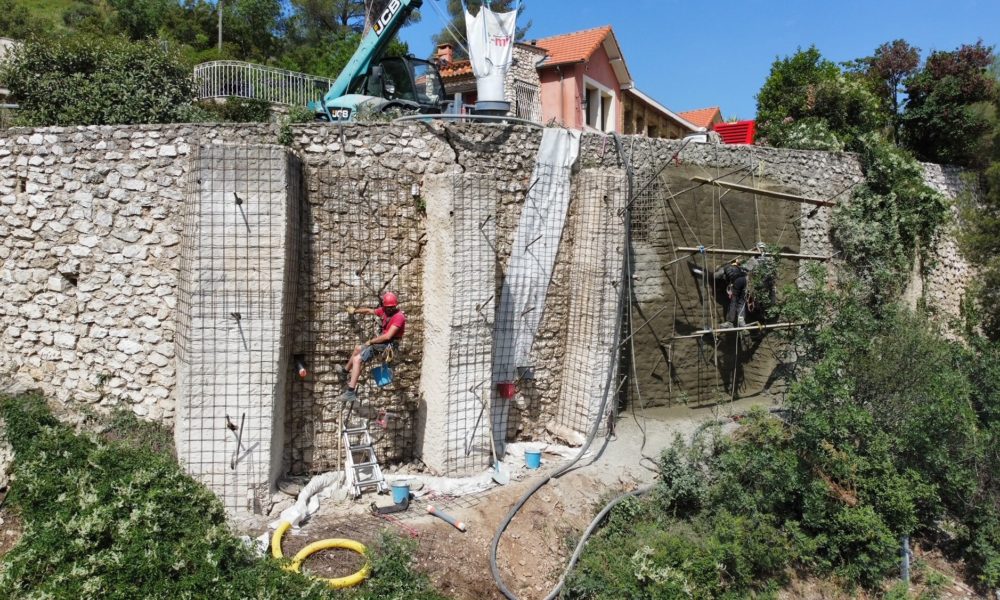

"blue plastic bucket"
[372,364,393,387]
[391,480,410,504]
[524,449,541,470]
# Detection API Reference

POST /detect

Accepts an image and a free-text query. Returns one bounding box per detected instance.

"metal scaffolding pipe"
[670,322,804,339]
[675,246,831,261]
[690,176,836,207]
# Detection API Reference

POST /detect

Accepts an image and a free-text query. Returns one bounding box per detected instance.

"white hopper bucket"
[465,5,516,114]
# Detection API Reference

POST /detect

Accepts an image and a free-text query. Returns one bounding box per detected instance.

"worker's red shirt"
[374,307,406,341]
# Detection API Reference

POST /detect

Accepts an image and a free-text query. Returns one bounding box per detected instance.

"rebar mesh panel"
[627,162,801,408]
[443,173,497,474]
[553,169,627,436]
[287,168,424,475]
[175,145,300,515]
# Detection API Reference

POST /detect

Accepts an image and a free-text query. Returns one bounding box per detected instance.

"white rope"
[429,0,472,57]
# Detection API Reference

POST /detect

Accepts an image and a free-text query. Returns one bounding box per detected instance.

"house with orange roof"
[678,107,725,130]
[437,25,702,138]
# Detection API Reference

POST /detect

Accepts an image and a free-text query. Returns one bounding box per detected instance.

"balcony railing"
[193,61,335,107]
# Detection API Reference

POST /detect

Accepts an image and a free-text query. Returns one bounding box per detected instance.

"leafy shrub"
[654,436,708,518]
[766,117,845,152]
[0,394,453,599]
[0,33,195,126]
[832,134,948,304]
[278,104,318,145]
[194,97,274,123]
[959,163,1000,340]
[0,393,331,598]
[756,47,886,151]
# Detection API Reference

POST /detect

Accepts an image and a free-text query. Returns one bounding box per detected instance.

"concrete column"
[175,145,300,515]
[419,174,496,475]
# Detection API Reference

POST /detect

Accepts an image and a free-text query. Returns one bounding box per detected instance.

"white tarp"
[465,5,517,103]
[494,128,581,383]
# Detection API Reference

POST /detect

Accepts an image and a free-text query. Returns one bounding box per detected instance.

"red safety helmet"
[381,292,399,308]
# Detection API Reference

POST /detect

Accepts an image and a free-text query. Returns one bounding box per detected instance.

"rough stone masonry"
[0,122,976,512]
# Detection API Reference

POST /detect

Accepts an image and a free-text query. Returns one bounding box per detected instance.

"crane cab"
[322,56,449,121]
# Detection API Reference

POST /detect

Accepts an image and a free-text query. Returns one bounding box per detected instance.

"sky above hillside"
[400,0,1000,120]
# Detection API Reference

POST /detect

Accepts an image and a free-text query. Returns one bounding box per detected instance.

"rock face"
[0,122,977,489]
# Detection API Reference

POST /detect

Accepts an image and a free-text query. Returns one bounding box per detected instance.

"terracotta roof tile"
[532,25,612,66]
[439,59,473,79]
[677,107,723,129]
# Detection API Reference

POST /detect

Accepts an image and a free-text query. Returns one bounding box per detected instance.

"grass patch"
[0,393,450,599]
[16,0,75,29]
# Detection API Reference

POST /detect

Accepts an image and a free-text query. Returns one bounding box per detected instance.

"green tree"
[0,34,196,126]
[0,0,40,38]
[430,0,529,59]
[222,0,285,60]
[859,39,921,142]
[61,0,115,35]
[901,42,999,168]
[109,0,172,39]
[755,46,886,151]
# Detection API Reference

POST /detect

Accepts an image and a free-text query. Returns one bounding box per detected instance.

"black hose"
[488,133,636,600]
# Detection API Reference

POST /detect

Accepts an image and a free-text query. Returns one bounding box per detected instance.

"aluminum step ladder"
[342,415,389,498]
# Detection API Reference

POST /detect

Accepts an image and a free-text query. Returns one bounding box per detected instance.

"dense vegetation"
[0,0,427,126]
[566,42,1000,599]
[756,41,999,167]
[0,393,449,599]
[567,255,1000,597]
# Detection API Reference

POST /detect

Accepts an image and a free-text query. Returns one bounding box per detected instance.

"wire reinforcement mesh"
[287,168,424,475]
[626,158,801,409]
[441,173,498,474]
[176,145,300,514]
[552,169,627,435]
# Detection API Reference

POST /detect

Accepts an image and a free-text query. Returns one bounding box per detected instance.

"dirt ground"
[276,395,770,600]
[275,392,993,600]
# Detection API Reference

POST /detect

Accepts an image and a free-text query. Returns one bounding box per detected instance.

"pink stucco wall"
[537,43,624,132]
[539,65,581,128]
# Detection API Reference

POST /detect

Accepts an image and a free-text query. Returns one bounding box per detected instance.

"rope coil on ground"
[271,520,371,589]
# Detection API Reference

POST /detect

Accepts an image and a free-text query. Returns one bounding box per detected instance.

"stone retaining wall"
[0,122,978,482]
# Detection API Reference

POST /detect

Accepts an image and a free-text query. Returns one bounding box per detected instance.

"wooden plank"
[690,176,835,207]
[676,246,831,261]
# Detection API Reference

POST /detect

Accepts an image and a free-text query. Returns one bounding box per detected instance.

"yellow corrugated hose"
[270,520,371,589]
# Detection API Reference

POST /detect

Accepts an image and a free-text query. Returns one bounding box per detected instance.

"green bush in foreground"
[0,394,449,600]
[565,299,1000,598]
[0,34,196,127]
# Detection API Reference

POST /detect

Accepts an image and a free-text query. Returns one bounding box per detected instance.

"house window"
[583,76,615,132]
[513,79,541,122]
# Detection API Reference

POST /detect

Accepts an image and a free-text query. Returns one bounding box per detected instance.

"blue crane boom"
[315,0,435,121]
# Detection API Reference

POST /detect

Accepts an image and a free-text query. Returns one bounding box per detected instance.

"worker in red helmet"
[337,292,406,402]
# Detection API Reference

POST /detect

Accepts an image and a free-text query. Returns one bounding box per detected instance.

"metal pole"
[901,535,910,587]
[670,322,804,339]
[217,0,223,53]
[675,246,832,261]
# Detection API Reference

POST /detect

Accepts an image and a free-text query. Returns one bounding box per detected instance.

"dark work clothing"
[727,274,747,325]
[715,263,748,325]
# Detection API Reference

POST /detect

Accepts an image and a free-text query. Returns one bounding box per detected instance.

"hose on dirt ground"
[488,133,637,600]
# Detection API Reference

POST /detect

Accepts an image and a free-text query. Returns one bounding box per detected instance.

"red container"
[497,382,517,399]
[713,120,756,145]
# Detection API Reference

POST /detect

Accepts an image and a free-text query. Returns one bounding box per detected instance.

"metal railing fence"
[193,61,335,107]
